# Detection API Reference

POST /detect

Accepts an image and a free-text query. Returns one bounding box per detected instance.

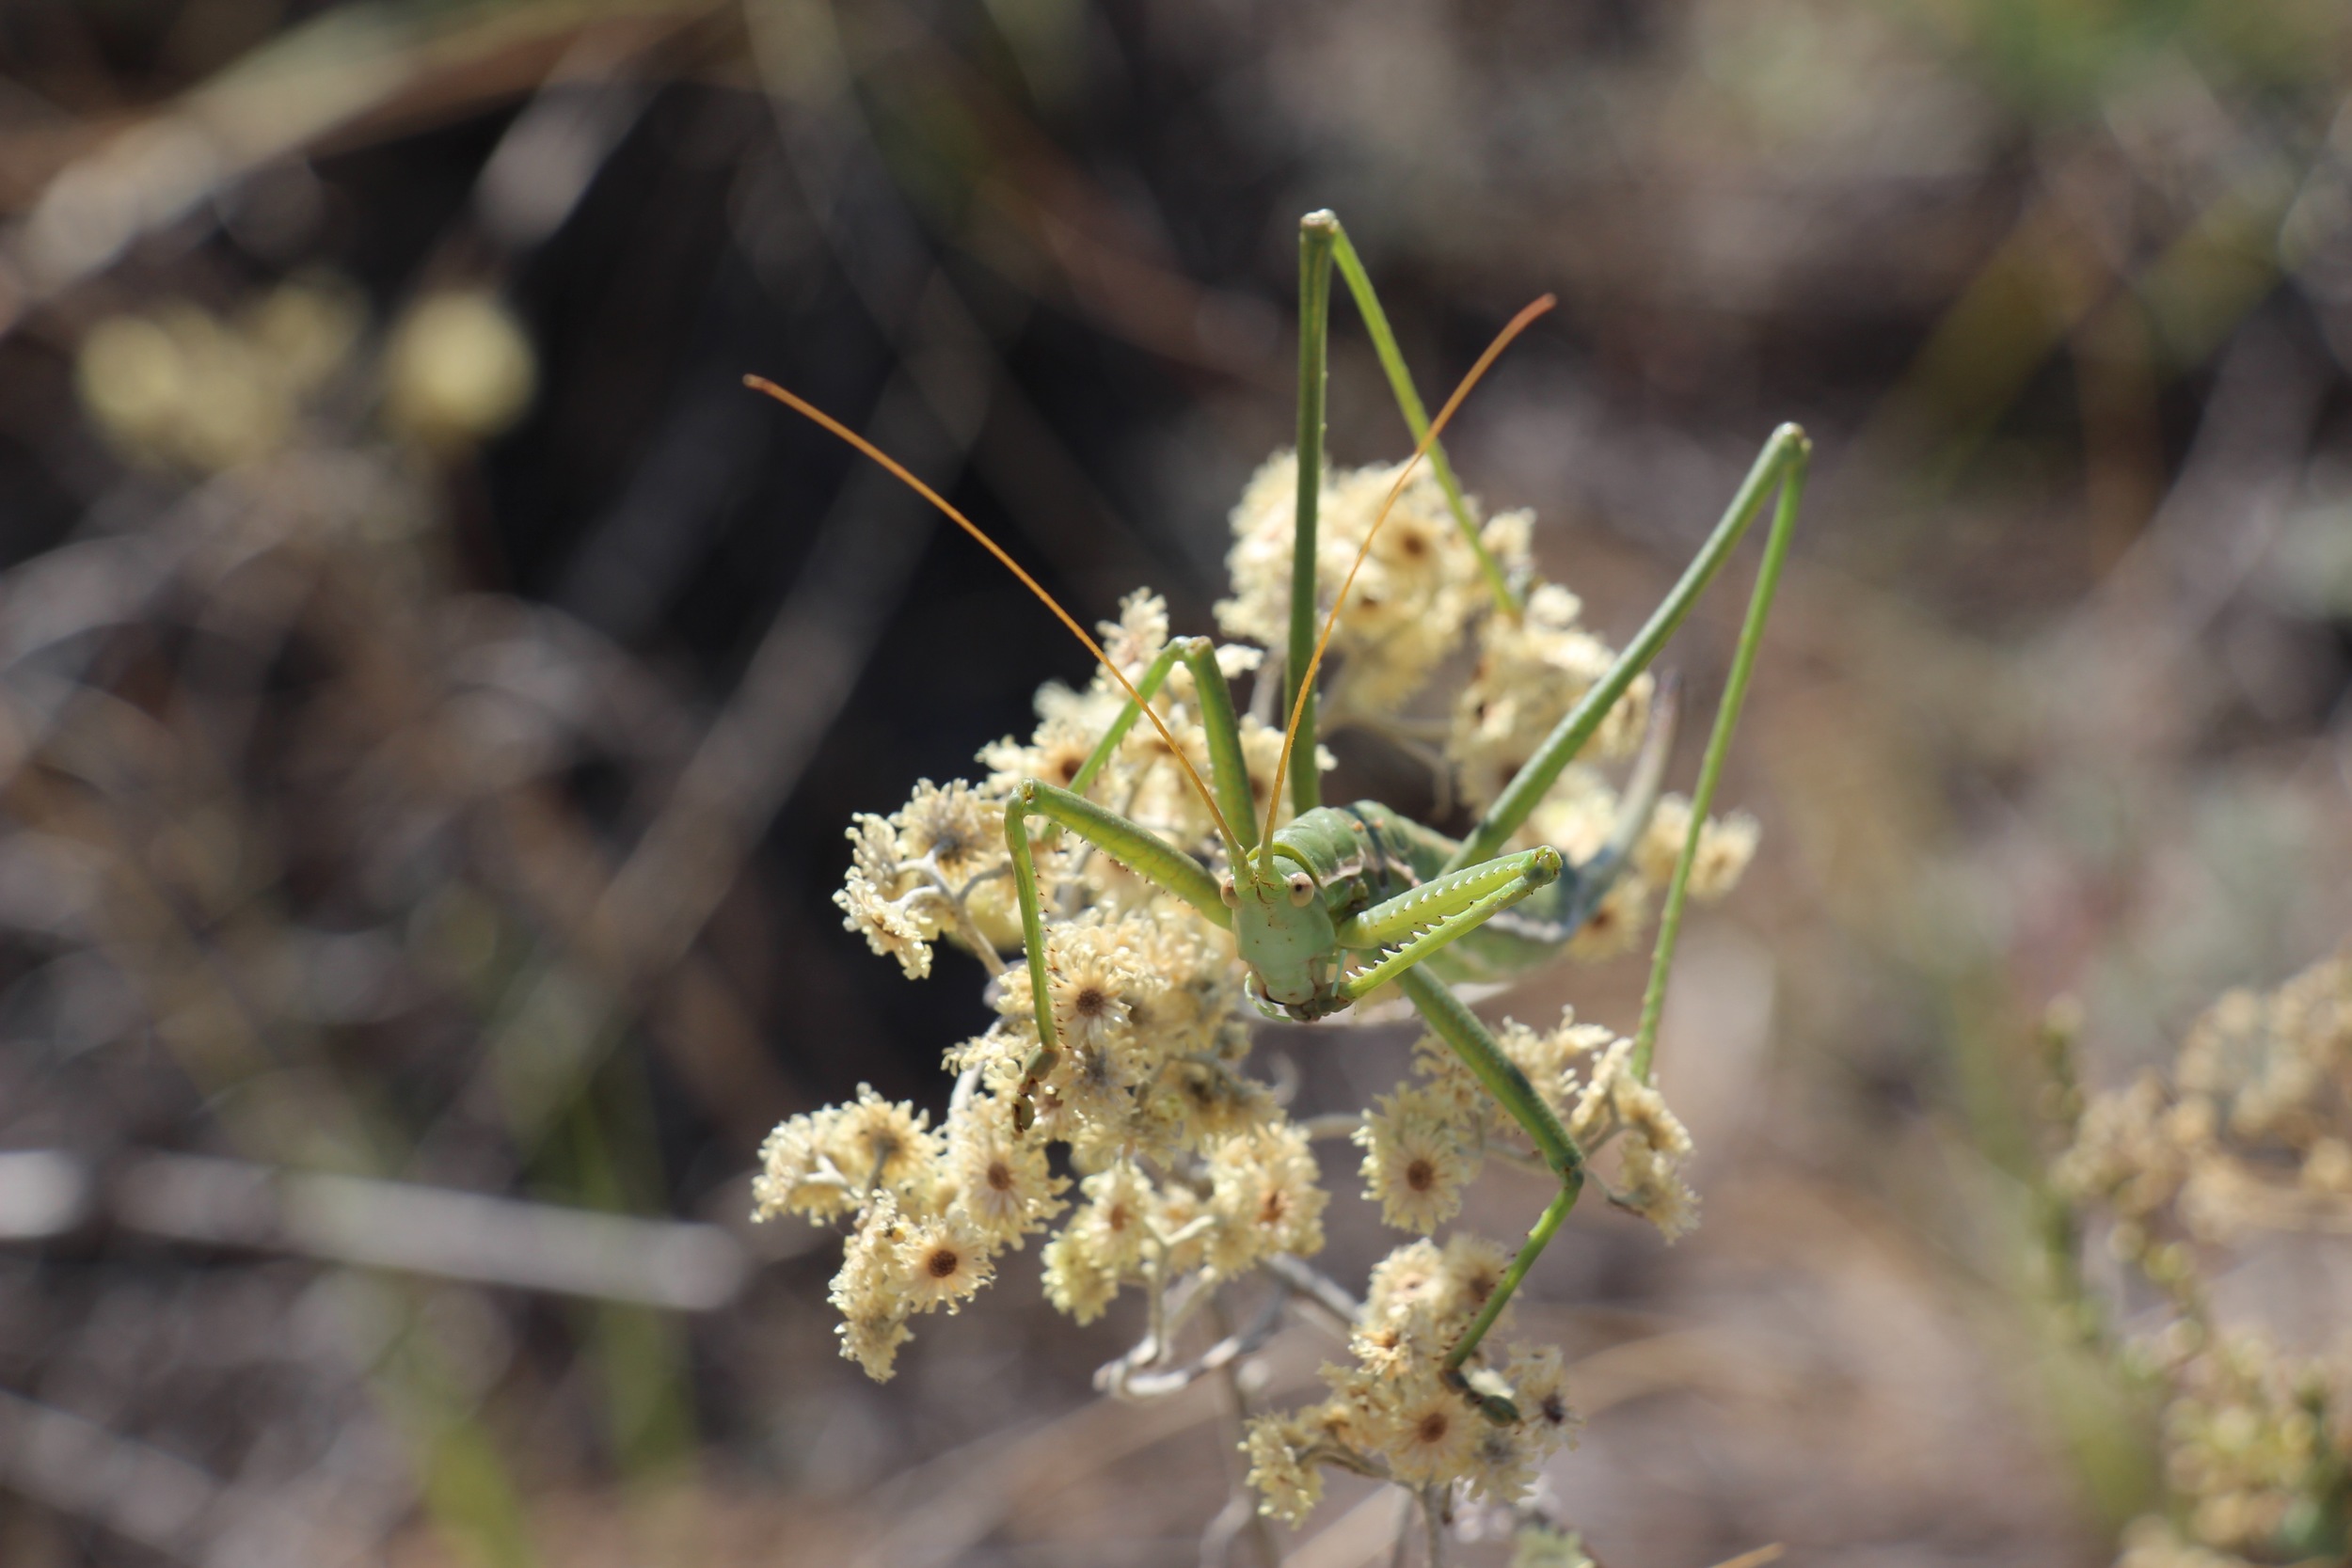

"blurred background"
[0,0,2348,1563]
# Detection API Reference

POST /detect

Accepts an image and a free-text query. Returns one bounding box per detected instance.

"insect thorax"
[1234,804,1438,1020]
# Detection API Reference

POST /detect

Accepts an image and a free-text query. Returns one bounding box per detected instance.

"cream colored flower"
[752,1110,854,1224]
[943,1024,1027,1093]
[1686,810,1759,900]
[1150,1180,1216,1277]
[1410,1031,1488,1117]
[1218,451,1523,721]
[828,1196,914,1378]
[1366,1238,1449,1329]
[1438,1232,1512,1324]
[896,778,1005,888]
[979,711,1097,795]
[1242,1415,1326,1525]
[1206,1120,1328,1277]
[1070,1163,1156,1274]
[836,1311,913,1382]
[1505,1343,1579,1443]
[384,288,535,446]
[830,1085,941,1195]
[771,414,1772,1415]
[1495,1009,1615,1122]
[1348,1318,1417,1380]
[1156,1053,1272,1148]
[1610,1071,1692,1160]
[1556,1039,1701,1242]
[1040,1222,1120,1324]
[900,1211,996,1312]
[833,779,1025,974]
[1099,588,1170,676]
[2303,1136,2352,1195]
[1045,924,1144,1053]
[1634,795,1760,902]
[949,1096,1067,1242]
[1630,794,1688,886]
[1041,1045,1134,1161]
[1618,1140,1701,1242]
[1371,1372,1480,1486]
[1460,1418,1539,1503]
[835,866,937,979]
[78,287,366,472]
[1527,768,1625,865]
[1449,581,1650,815]
[1358,1085,1479,1231]
[1566,1037,1636,1145]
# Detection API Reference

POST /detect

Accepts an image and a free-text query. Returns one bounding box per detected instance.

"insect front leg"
[1330,847,1565,1001]
[1395,967,1583,1411]
[1003,780,1229,1127]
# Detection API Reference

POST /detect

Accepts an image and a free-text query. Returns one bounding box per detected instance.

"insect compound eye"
[1218,876,1239,909]
[1286,872,1316,907]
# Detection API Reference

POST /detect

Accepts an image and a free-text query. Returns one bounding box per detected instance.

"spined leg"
[1330,848,1565,1002]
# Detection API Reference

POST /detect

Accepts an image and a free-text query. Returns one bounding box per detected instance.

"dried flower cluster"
[1359,1010,1702,1243]
[76,277,535,475]
[1242,1234,1581,1522]
[77,278,366,472]
[1220,454,1531,717]
[756,451,1756,1524]
[2056,953,2352,1566]
[2059,957,2352,1246]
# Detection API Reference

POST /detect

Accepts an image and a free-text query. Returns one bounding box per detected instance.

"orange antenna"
[1260,295,1555,869]
[744,375,1249,870]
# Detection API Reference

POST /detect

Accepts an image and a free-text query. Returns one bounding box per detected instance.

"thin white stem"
[907,869,1007,978]
[1298,1112,1364,1141]
[1113,1288,1286,1400]
[1389,1488,1416,1568]
[1261,1254,1361,1331]
[1486,1146,1551,1180]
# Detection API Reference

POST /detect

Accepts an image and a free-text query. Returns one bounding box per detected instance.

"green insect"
[748,210,1808,1418]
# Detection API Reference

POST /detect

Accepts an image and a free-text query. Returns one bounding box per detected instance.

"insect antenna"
[743,375,1250,871]
[1259,295,1556,870]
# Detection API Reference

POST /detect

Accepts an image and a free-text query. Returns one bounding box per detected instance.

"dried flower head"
[899,1210,996,1312]
[1243,1414,1327,1526]
[949,1095,1068,1243]
[1206,1121,1328,1278]
[1359,1084,1481,1232]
